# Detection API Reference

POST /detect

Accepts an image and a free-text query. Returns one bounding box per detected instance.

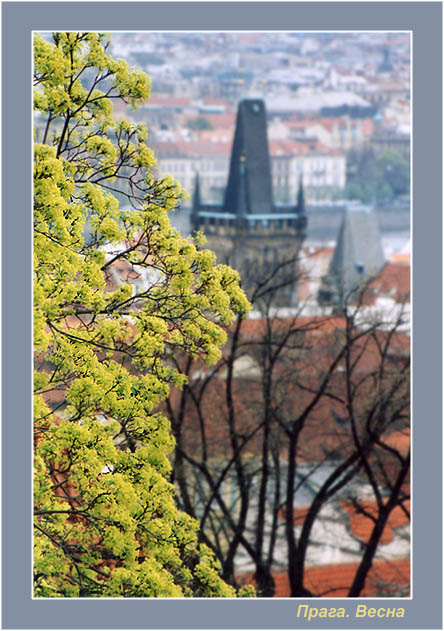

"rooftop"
[268,558,410,597]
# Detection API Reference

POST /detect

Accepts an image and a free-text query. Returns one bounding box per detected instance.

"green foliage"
[186,116,214,131]
[33,32,251,598]
[345,148,410,204]
[373,150,410,198]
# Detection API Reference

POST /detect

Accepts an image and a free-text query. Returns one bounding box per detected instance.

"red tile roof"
[287,117,374,136]
[341,499,410,545]
[277,505,310,524]
[392,252,410,265]
[276,497,410,548]
[302,245,335,259]
[286,119,316,130]
[201,98,231,107]
[155,133,345,159]
[280,558,409,597]
[365,263,411,304]
[200,113,236,129]
[269,139,342,157]
[242,558,410,597]
[236,315,347,338]
[381,429,410,456]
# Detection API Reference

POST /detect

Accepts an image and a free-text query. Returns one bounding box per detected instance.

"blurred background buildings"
[106,31,410,288]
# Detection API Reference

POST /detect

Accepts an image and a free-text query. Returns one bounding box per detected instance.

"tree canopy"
[345,148,410,205]
[186,116,214,131]
[33,32,251,598]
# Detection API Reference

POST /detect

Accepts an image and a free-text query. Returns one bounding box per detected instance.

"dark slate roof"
[328,207,385,298]
[223,99,274,215]
[191,99,305,223]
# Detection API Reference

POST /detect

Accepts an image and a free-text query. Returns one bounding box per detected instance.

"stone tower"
[191,99,306,306]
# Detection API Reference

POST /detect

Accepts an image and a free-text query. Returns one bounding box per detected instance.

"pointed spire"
[223,99,273,216]
[190,172,202,232]
[319,206,385,306]
[192,172,201,212]
[296,175,305,216]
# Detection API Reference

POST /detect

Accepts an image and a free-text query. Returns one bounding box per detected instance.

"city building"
[269,138,346,202]
[153,121,346,204]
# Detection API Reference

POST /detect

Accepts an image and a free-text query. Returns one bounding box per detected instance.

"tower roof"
[327,207,385,301]
[223,99,273,215]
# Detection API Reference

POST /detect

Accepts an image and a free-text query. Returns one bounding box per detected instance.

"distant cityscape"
[109,32,410,212]
[33,30,411,309]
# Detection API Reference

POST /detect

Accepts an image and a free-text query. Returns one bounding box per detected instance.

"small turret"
[191,173,201,231]
[296,175,306,216]
[192,172,201,210]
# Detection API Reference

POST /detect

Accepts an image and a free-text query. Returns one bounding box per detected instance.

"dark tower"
[296,176,306,216]
[378,46,393,73]
[223,100,273,216]
[191,172,201,227]
[191,99,307,307]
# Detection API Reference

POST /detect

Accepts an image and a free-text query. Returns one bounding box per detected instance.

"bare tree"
[165,267,410,598]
